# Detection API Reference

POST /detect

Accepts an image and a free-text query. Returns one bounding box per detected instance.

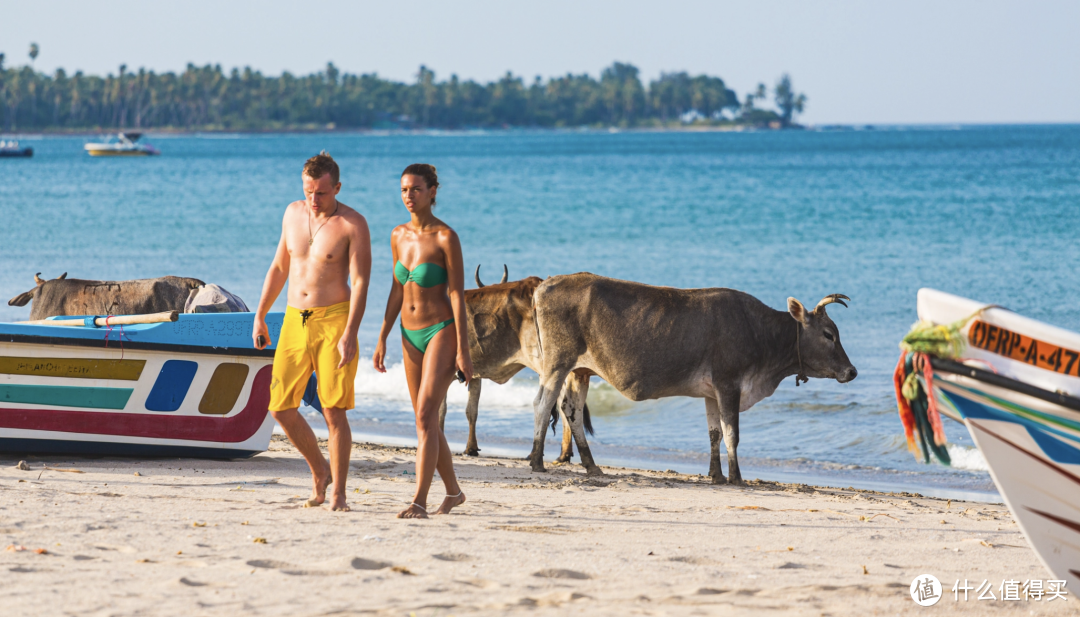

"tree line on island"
[0,46,807,132]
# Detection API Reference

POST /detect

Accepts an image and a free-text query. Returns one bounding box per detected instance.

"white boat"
[908,288,1080,587]
[84,132,159,157]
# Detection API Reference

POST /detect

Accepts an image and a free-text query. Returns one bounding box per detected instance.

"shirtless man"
[252,152,371,512]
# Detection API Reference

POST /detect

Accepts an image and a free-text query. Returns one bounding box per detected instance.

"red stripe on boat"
[0,366,272,443]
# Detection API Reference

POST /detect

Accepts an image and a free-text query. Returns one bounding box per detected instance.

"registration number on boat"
[969,319,1080,376]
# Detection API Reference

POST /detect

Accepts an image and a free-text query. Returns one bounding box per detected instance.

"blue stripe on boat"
[0,437,260,459]
[144,360,199,412]
[946,390,1080,465]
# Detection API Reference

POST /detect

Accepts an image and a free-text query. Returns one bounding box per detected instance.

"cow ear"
[8,291,34,307]
[787,297,808,325]
[58,272,68,280]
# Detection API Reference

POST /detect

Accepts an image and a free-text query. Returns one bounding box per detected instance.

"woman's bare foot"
[327,493,350,512]
[304,464,333,508]
[435,491,466,515]
[397,503,428,519]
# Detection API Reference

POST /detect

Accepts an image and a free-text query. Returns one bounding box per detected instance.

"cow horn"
[475,264,485,288]
[500,264,508,285]
[815,294,850,311]
[34,273,43,285]
[58,272,67,280]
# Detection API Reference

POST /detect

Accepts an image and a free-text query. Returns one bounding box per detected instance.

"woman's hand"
[456,352,474,385]
[373,339,388,373]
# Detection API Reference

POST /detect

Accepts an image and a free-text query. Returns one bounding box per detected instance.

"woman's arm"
[443,229,473,383]
[373,228,404,373]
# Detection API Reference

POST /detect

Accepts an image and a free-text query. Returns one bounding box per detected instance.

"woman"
[373,164,472,519]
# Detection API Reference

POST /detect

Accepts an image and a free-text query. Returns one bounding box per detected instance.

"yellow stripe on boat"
[0,357,145,381]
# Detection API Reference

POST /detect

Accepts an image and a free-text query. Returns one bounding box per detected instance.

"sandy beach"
[0,436,1070,616]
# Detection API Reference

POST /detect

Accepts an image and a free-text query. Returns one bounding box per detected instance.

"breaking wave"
[352,356,538,409]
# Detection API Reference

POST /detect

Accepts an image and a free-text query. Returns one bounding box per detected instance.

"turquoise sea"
[3,126,1079,500]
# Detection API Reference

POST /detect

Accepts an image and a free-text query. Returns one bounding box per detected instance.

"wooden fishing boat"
[0,311,282,458]
[904,288,1080,588]
[84,132,159,156]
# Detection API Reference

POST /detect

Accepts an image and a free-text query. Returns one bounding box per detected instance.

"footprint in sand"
[177,577,207,587]
[432,553,472,562]
[532,568,591,580]
[668,556,714,565]
[247,559,296,569]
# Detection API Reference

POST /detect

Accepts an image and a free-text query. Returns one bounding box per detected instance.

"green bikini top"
[395,261,448,287]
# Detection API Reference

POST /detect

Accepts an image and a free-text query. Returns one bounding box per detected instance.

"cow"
[527,273,857,483]
[437,265,593,464]
[8,272,205,320]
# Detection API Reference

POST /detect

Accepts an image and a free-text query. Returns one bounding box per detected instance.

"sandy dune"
[0,436,1071,615]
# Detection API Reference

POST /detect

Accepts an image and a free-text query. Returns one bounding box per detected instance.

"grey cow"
[527,273,857,483]
[438,266,592,462]
[8,272,205,320]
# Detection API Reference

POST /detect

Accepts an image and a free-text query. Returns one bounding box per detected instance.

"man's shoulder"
[336,203,369,227]
[283,200,306,217]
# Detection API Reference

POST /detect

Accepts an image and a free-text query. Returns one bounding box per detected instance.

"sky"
[1,0,1077,125]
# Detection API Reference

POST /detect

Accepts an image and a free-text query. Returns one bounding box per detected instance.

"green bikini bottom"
[401,318,454,353]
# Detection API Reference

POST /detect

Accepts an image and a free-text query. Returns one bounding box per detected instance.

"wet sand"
[0,436,1070,615]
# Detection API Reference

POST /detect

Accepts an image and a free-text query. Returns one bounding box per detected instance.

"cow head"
[787,294,857,383]
[7,272,66,307]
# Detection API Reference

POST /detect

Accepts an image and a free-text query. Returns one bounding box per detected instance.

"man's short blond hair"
[303,151,339,185]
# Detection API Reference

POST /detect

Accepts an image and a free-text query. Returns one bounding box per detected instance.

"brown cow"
[8,272,205,320]
[437,266,592,462]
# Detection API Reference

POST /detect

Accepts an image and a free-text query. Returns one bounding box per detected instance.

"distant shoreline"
[2,122,1075,138]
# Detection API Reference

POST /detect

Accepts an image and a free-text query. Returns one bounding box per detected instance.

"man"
[253,152,371,512]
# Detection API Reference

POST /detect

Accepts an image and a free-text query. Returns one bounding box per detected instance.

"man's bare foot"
[397,503,428,519]
[304,463,332,508]
[435,491,466,515]
[327,493,350,512]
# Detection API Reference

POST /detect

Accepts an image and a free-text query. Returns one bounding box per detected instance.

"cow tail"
[583,402,594,436]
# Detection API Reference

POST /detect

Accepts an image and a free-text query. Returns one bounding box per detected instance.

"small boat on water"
[898,288,1080,588]
[84,132,159,156]
[0,140,33,158]
[0,311,282,458]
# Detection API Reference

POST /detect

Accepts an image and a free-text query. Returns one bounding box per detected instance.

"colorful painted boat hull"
[918,288,1080,587]
[0,312,282,458]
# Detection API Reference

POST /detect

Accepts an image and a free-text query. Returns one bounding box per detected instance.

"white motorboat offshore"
[84,132,160,156]
[897,288,1080,588]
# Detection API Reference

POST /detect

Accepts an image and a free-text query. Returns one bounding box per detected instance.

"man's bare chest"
[286,219,349,265]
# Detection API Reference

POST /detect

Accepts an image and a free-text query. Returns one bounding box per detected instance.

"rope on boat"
[892,310,988,465]
[889,306,997,466]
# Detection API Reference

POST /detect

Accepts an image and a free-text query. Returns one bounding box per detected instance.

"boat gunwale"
[0,333,274,358]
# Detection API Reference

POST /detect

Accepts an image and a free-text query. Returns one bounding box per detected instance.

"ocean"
[3,125,1079,500]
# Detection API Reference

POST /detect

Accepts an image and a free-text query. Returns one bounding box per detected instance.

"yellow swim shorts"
[269,301,358,412]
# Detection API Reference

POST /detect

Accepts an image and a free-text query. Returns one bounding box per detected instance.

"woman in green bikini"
[373,164,472,519]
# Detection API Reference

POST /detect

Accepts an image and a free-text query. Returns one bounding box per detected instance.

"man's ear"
[788,297,807,325]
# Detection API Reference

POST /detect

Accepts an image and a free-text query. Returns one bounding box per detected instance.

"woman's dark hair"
[401,163,439,205]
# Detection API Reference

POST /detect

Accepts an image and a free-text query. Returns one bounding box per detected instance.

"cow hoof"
[585,466,604,477]
[554,455,573,464]
[530,461,547,473]
[727,476,744,486]
[464,448,480,457]
[710,474,727,486]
